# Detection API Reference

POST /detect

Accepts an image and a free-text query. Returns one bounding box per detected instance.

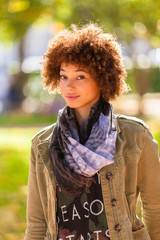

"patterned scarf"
[49,98,117,196]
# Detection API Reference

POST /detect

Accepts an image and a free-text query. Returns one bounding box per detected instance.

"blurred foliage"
[1,0,159,112]
[0,127,41,240]
[126,67,160,94]
[126,69,136,93]
[150,68,160,93]
[0,0,160,45]
[0,0,47,42]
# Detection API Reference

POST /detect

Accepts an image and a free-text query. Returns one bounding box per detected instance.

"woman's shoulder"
[116,114,152,136]
[116,114,148,128]
[31,123,55,143]
[116,114,155,150]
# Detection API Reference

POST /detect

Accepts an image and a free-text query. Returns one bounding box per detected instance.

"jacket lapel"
[37,140,53,172]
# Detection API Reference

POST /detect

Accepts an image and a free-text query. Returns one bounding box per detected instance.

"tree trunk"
[9,37,28,110]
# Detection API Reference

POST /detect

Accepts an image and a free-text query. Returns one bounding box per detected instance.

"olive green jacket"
[24,115,160,240]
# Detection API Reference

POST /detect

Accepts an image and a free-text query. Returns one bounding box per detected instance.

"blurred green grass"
[0,127,42,240]
[0,116,160,240]
[0,113,57,127]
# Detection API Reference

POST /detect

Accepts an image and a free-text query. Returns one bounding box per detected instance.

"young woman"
[24,24,160,240]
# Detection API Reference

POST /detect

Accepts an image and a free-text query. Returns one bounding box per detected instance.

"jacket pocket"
[133,226,151,240]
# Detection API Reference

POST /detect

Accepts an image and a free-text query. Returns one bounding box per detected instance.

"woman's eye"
[60,75,67,80]
[77,75,85,80]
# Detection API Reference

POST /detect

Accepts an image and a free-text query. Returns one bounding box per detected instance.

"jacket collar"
[117,117,121,134]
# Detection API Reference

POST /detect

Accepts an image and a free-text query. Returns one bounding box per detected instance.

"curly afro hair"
[42,23,129,101]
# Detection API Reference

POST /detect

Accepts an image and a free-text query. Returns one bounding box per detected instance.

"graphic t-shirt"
[56,173,110,240]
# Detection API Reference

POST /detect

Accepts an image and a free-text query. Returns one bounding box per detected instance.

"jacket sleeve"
[137,128,160,240]
[24,138,46,240]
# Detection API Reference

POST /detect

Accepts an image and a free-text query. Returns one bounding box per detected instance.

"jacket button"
[115,224,122,232]
[106,172,113,180]
[111,198,117,206]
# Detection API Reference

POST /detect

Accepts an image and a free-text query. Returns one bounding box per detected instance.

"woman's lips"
[65,95,80,100]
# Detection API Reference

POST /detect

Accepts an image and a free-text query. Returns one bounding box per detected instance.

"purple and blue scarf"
[49,97,117,196]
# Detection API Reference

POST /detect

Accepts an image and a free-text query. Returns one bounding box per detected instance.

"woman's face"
[59,62,101,116]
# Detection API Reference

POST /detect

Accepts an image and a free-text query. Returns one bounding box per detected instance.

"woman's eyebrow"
[75,69,88,73]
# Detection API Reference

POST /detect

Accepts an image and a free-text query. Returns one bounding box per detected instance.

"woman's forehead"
[60,62,89,72]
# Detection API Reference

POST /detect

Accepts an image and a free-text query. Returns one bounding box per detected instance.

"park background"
[0,0,160,239]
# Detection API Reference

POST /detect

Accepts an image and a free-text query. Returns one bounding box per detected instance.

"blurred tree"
[53,0,160,44]
[0,0,53,108]
[0,0,160,109]
[1,0,160,50]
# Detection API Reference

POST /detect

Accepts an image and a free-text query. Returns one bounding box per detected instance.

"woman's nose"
[66,78,75,88]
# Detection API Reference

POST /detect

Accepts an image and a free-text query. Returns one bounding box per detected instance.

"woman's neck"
[74,108,89,125]
[73,97,101,125]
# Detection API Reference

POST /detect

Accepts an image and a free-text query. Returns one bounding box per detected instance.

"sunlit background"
[0,0,160,239]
